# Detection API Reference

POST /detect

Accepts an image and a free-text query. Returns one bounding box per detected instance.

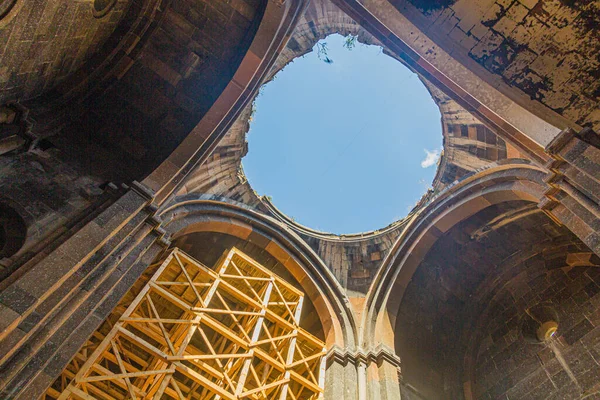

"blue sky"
[242,34,442,234]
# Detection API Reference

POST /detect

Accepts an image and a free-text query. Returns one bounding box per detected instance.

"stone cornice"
[545,127,576,156]
[327,344,401,369]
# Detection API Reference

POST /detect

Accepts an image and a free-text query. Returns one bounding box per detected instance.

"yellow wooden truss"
[48,248,326,400]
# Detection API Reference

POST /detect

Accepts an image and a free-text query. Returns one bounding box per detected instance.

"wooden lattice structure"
[49,248,326,400]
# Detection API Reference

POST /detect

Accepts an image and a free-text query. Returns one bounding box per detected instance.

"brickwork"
[176,105,263,206]
[391,0,600,130]
[301,228,405,294]
[0,0,131,103]
[0,0,265,282]
[396,201,597,399]
[423,82,524,188]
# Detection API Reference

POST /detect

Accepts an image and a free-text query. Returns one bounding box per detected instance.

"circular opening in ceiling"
[93,0,117,17]
[242,34,442,234]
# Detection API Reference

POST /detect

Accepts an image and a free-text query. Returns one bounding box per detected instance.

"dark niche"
[0,0,17,19]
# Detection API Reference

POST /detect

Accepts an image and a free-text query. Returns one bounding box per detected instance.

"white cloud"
[420,149,440,168]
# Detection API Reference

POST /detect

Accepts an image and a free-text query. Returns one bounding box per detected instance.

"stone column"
[539,128,600,255]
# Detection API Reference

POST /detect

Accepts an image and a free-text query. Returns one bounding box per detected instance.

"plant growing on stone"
[343,35,358,50]
[316,42,333,64]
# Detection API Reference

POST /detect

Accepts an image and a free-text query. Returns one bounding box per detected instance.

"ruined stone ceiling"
[178,0,527,238]
[172,0,536,296]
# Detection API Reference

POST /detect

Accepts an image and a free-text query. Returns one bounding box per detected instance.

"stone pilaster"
[0,182,170,399]
[539,128,600,255]
[327,344,402,400]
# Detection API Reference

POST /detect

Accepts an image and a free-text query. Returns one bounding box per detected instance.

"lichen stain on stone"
[574,2,600,32]
[406,0,457,14]
[482,2,512,28]
[512,69,552,102]
[530,1,552,20]
[484,42,516,73]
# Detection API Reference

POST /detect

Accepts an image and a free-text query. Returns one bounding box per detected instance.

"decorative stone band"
[540,127,600,254]
[127,181,171,248]
[326,344,401,371]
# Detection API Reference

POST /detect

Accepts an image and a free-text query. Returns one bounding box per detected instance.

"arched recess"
[362,162,549,349]
[457,228,600,400]
[392,198,598,399]
[159,196,357,349]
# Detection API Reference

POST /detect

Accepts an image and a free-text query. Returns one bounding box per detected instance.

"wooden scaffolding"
[48,247,327,400]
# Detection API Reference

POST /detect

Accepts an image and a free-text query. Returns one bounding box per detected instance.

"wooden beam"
[46,248,325,400]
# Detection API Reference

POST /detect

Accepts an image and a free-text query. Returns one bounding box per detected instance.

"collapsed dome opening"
[242,34,443,234]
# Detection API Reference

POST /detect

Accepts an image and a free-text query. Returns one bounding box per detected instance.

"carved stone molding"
[327,344,401,370]
[540,127,600,254]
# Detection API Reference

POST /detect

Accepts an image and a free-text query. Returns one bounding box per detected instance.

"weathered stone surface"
[0,0,131,103]
[0,0,599,399]
[390,0,600,130]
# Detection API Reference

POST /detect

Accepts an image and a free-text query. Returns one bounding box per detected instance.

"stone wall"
[0,0,131,103]
[176,104,263,206]
[0,0,266,285]
[0,147,113,286]
[472,254,600,399]
[300,227,406,295]
[41,0,265,183]
[423,82,524,188]
[395,200,597,399]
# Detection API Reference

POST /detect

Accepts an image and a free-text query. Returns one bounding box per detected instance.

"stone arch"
[159,196,358,349]
[356,162,600,399]
[363,162,549,349]
[0,4,312,397]
[387,192,596,398]
[146,0,310,205]
[0,0,21,27]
